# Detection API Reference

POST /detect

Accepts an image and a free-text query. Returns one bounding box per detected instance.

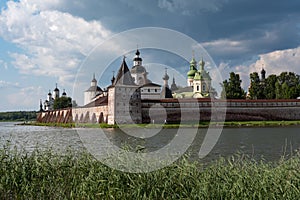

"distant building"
[84,74,103,105]
[173,56,215,98]
[43,84,68,111]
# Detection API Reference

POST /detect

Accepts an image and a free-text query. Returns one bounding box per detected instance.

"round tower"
[163,68,169,88]
[133,49,142,66]
[131,49,148,86]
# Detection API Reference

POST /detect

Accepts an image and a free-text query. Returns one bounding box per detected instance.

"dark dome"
[135,49,140,56]
[133,49,142,62]
[133,57,142,61]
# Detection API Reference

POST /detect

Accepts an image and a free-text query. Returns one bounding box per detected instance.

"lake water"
[1,122,300,163]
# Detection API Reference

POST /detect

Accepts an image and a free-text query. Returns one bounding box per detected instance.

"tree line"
[221,71,300,99]
[0,111,37,122]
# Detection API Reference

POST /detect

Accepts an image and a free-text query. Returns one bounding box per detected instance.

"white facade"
[84,75,103,105]
[108,85,141,125]
[130,49,149,86]
[140,84,161,99]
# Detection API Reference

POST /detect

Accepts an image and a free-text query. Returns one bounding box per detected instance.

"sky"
[0,0,300,111]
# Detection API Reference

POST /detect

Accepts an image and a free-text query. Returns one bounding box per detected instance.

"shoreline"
[18,120,300,129]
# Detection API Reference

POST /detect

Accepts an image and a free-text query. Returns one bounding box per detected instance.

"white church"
[83,49,173,106]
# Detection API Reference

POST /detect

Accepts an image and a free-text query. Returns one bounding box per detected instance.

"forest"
[0,111,37,122]
[221,71,300,99]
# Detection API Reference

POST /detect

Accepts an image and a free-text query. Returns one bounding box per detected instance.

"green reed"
[0,145,300,199]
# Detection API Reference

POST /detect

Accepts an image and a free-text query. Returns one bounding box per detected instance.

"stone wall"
[37,99,300,124]
[141,99,300,123]
[37,105,108,124]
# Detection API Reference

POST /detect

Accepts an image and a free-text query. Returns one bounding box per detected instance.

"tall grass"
[0,145,300,199]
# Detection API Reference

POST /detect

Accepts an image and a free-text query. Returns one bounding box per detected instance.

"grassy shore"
[0,146,300,199]
[24,120,300,129]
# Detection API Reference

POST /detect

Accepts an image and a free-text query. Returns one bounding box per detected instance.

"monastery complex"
[38,49,300,124]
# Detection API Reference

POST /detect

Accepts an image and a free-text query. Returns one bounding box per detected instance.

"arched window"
[202,84,206,92]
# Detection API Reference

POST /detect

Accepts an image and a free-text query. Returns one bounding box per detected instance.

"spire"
[163,68,169,81]
[39,99,44,112]
[199,57,205,71]
[92,73,97,82]
[91,73,97,86]
[171,76,178,91]
[111,71,115,85]
[113,57,135,86]
[261,64,266,81]
[54,83,59,91]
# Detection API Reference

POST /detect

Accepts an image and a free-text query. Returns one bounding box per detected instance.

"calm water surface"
[1,122,300,162]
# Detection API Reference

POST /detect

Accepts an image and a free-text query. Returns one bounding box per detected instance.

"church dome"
[187,68,197,77]
[187,57,197,78]
[133,49,142,62]
[163,73,169,80]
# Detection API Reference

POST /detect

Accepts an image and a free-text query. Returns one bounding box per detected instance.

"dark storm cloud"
[53,0,300,65]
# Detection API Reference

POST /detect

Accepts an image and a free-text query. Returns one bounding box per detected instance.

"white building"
[84,74,103,105]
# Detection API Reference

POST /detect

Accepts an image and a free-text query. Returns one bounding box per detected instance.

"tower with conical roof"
[108,57,141,124]
[171,76,178,91]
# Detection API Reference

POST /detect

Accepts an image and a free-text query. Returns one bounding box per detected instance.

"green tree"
[221,72,246,99]
[275,72,300,99]
[263,74,277,99]
[53,97,72,109]
[248,72,264,99]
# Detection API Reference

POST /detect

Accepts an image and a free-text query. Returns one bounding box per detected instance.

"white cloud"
[0,0,112,86]
[219,46,300,91]
[202,39,249,56]
[158,0,227,15]
[6,86,44,110]
[0,80,19,88]
[0,59,8,69]
[249,47,300,76]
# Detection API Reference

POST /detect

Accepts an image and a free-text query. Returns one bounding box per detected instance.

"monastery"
[38,49,300,124]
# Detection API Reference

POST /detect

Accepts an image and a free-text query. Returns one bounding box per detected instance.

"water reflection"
[1,122,300,162]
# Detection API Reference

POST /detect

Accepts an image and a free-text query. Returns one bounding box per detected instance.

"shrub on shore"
[0,146,300,199]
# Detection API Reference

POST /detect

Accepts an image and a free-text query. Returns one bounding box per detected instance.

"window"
[148,89,150,92]
[155,89,157,92]
[196,85,199,91]
[202,84,206,91]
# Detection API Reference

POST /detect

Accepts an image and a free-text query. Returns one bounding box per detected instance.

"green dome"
[187,69,197,77]
[193,72,201,80]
